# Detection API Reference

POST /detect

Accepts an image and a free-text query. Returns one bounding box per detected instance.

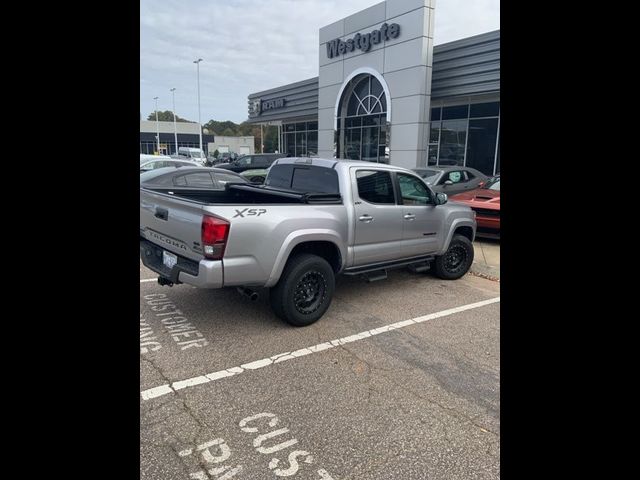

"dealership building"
[139,120,215,156]
[247,0,500,176]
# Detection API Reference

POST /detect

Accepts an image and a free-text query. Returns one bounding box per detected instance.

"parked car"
[412,166,489,196]
[213,152,238,165]
[140,157,476,327]
[140,155,199,173]
[240,168,269,184]
[178,147,207,165]
[450,175,500,237]
[140,166,248,188]
[216,153,287,173]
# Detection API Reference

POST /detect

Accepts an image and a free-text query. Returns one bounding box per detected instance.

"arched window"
[346,76,387,117]
[338,75,388,163]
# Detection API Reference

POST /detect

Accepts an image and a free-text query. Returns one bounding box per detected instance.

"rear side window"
[356,170,395,204]
[266,165,339,194]
[174,172,217,188]
[215,172,246,185]
[291,167,338,193]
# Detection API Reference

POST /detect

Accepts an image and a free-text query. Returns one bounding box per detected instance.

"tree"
[147,110,193,122]
[213,149,219,158]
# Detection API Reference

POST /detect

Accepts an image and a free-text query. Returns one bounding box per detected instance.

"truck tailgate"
[140,189,207,262]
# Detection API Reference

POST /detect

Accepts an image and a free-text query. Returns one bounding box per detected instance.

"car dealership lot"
[140,261,500,479]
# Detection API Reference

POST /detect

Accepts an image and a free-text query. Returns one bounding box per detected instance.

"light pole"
[170,88,178,155]
[193,58,203,155]
[153,96,160,154]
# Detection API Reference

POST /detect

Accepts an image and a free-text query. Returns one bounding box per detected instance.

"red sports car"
[450,176,500,237]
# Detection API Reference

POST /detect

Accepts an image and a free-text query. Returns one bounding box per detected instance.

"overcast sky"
[140,0,499,124]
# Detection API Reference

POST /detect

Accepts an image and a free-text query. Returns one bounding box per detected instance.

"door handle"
[359,214,374,223]
[404,213,416,220]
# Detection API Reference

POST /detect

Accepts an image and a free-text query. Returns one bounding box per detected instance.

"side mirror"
[444,180,453,186]
[436,193,448,205]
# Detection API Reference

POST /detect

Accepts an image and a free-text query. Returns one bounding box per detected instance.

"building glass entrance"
[338,75,389,163]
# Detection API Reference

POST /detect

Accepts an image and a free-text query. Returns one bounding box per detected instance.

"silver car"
[413,166,489,196]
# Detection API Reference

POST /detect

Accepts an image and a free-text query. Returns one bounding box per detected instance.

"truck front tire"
[270,254,335,327]
[434,234,474,280]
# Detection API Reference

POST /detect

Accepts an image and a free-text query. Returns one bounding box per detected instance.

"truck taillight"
[201,215,230,260]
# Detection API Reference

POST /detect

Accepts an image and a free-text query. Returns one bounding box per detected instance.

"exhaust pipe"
[157,277,174,287]
[237,287,259,301]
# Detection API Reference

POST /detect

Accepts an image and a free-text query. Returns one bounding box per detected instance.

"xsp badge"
[234,208,267,218]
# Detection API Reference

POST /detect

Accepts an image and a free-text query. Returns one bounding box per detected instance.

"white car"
[140,154,199,173]
[178,147,207,165]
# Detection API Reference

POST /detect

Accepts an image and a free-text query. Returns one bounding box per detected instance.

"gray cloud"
[141,0,499,123]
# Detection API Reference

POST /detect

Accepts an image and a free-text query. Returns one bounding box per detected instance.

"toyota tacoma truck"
[140,158,477,326]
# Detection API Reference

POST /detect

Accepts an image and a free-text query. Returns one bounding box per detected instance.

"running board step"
[408,262,431,273]
[343,255,435,276]
[364,270,388,282]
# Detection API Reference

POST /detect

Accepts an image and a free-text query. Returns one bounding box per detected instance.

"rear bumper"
[140,238,223,288]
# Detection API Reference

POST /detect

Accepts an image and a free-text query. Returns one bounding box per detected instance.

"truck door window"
[397,173,432,205]
[356,170,395,204]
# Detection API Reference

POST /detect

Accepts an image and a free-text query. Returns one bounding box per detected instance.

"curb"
[469,262,500,282]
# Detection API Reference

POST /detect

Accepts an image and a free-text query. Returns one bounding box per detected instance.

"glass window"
[427,145,439,166]
[470,102,500,118]
[291,167,339,194]
[237,156,252,166]
[485,177,500,191]
[307,131,318,156]
[285,124,295,132]
[307,122,318,131]
[183,172,215,188]
[345,128,361,160]
[340,75,388,163]
[397,173,431,205]
[296,132,307,156]
[361,127,379,162]
[442,105,469,120]
[265,165,339,194]
[429,122,440,143]
[215,172,246,185]
[414,169,440,185]
[284,133,295,157]
[295,122,306,131]
[356,170,395,204]
[173,175,187,186]
[465,118,499,176]
[439,120,467,166]
[440,171,465,184]
[346,117,362,128]
[430,107,441,121]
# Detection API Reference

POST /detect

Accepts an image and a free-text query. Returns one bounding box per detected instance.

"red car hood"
[450,188,500,208]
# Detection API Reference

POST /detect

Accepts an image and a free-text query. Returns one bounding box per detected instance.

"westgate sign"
[326,22,400,59]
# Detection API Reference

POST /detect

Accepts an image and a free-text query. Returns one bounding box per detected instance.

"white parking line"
[140,278,156,283]
[141,296,500,401]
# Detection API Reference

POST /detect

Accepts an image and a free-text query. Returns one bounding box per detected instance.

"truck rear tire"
[270,254,335,327]
[434,234,474,280]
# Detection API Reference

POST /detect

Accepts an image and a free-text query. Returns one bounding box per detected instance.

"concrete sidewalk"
[471,238,500,281]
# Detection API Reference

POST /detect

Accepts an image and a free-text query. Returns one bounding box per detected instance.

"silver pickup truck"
[140,157,476,326]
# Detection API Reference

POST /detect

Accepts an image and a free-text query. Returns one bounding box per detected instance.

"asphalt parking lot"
[140,260,500,479]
